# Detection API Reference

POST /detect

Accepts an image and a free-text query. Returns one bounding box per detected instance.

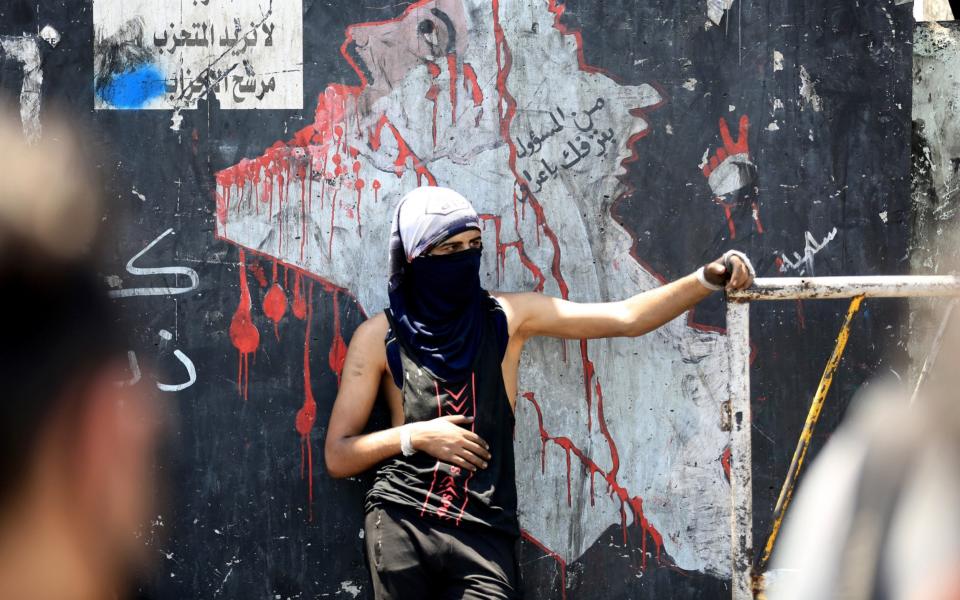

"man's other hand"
[410,416,492,472]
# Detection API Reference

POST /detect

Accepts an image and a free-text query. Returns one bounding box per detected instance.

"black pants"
[364,504,522,600]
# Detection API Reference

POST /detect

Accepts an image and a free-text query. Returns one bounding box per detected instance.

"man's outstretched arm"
[497,253,754,341]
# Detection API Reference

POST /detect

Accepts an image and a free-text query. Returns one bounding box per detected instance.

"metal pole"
[727,301,753,600]
[729,275,960,301]
[724,275,960,597]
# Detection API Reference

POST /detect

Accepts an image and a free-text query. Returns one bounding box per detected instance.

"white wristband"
[399,425,416,457]
[696,266,725,291]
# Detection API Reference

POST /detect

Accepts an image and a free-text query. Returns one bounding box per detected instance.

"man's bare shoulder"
[350,313,389,355]
[490,291,536,309]
[490,291,549,316]
[347,313,390,368]
[335,313,390,382]
[490,291,547,336]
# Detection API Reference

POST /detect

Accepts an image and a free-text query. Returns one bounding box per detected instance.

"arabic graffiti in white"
[110,227,201,393]
[776,227,838,275]
[108,228,200,299]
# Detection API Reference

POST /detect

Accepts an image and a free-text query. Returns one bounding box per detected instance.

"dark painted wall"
[0,1,912,598]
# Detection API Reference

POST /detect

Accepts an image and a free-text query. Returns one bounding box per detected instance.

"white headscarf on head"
[387,186,480,291]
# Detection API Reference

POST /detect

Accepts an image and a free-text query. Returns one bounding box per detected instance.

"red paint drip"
[355,183,364,235]
[425,61,442,145]
[372,178,381,203]
[329,186,339,258]
[317,150,328,212]
[248,260,268,287]
[466,66,484,126]
[292,273,307,319]
[263,262,288,340]
[230,250,260,400]
[277,158,289,256]
[329,291,347,384]
[295,283,317,521]
[720,446,732,483]
[352,160,364,235]
[298,155,311,263]
[479,213,546,291]
[368,117,384,151]
[369,114,438,186]
[523,391,664,568]
[462,62,484,107]
[579,340,595,431]
[216,186,230,232]
[447,53,458,124]
[425,83,441,147]
[718,200,737,239]
[332,152,344,176]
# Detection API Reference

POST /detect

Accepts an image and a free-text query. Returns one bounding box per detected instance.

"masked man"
[324,186,754,600]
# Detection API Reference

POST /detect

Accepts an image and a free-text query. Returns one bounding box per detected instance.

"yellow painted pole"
[757,295,865,572]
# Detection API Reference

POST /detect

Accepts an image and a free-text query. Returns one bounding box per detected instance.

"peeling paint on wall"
[0,32,54,142]
[798,65,822,113]
[706,0,736,26]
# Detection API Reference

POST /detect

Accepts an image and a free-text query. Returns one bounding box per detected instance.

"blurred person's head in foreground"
[0,110,163,600]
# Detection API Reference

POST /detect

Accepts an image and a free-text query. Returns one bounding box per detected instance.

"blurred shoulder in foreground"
[769,312,960,600]
[0,109,164,600]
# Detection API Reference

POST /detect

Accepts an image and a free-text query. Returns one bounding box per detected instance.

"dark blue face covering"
[388,247,485,382]
[407,248,482,317]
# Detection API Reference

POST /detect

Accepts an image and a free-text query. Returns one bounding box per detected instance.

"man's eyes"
[431,241,482,255]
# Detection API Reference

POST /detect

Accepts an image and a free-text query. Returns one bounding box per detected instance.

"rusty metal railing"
[724,275,960,600]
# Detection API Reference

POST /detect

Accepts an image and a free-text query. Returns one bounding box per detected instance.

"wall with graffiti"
[0,1,913,598]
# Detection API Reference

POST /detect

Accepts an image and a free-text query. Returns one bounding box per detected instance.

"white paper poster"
[93,0,302,110]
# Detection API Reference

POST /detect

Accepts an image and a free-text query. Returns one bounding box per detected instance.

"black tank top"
[365,299,519,537]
